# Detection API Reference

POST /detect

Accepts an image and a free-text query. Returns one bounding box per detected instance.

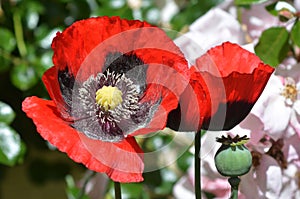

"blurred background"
[0,0,222,198]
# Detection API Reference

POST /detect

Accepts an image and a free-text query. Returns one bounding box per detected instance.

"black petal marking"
[57,53,160,142]
[58,67,75,115]
[71,70,159,142]
[104,52,147,94]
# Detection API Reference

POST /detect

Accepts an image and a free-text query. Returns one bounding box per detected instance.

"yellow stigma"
[281,77,298,104]
[95,86,123,111]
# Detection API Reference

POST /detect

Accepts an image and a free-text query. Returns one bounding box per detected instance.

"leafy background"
[1,0,299,198]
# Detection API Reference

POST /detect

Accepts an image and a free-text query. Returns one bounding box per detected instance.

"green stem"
[76,170,96,199]
[13,9,27,57]
[236,6,242,24]
[114,181,122,199]
[228,177,240,199]
[195,131,201,199]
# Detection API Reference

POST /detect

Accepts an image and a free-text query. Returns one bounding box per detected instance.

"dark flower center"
[58,52,159,142]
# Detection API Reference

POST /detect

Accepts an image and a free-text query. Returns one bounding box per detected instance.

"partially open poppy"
[22,16,189,182]
[167,42,274,131]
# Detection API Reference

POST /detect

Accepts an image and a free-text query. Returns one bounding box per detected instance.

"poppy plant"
[22,16,189,182]
[167,42,275,132]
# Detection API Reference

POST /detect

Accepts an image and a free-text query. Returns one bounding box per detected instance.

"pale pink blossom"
[174,8,246,65]
[241,1,282,43]
[250,65,300,140]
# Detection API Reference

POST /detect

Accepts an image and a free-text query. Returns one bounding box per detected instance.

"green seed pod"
[214,135,252,177]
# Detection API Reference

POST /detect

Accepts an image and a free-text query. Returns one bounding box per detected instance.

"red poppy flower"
[167,42,274,131]
[22,16,189,182]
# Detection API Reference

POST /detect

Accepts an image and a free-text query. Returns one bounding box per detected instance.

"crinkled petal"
[196,42,274,76]
[177,42,274,131]
[198,42,274,130]
[50,16,189,135]
[52,16,189,93]
[22,96,144,182]
[167,42,274,131]
[52,16,150,76]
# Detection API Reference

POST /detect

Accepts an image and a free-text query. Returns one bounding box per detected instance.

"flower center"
[281,77,298,104]
[95,86,123,111]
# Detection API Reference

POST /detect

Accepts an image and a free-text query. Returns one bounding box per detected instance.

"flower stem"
[195,131,201,199]
[13,9,27,58]
[114,181,122,199]
[228,177,240,199]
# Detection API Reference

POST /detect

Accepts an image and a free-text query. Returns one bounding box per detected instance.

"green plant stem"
[114,181,122,199]
[236,6,243,24]
[76,170,96,199]
[228,177,240,199]
[195,131,201,199]
[13,10,27,57]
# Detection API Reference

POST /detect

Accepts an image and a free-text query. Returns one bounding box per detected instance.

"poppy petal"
[197,42,274,130]
[42,66,73,120]
[167,42,274,131]
[51,17,189,135]
[52,16,189,91]
[22,96,144,182]
[52,16,150,77]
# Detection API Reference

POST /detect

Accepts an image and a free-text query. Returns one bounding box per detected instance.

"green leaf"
[254,27,289,67]
[0,101,15,125]
[234,0,268,5]
[0,28,16,52]
[0,123,26,166]
[266,2,279,16]
[291,20,300,47]
[10,64,38,91]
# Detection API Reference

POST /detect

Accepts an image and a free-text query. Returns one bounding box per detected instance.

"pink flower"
[241,2,282,42]
[174,8,246,65]
[251,64,300,140]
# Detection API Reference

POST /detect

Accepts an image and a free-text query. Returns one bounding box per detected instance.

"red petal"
[51,16,189,87]
[52,16,151,78]
[42,66,72,119]
[196,42,274,76]
[171,42,274,131]
[22,96,144,182]
[50,16,189,135]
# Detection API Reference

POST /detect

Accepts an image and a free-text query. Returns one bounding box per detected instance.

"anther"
[95,86,123,111]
